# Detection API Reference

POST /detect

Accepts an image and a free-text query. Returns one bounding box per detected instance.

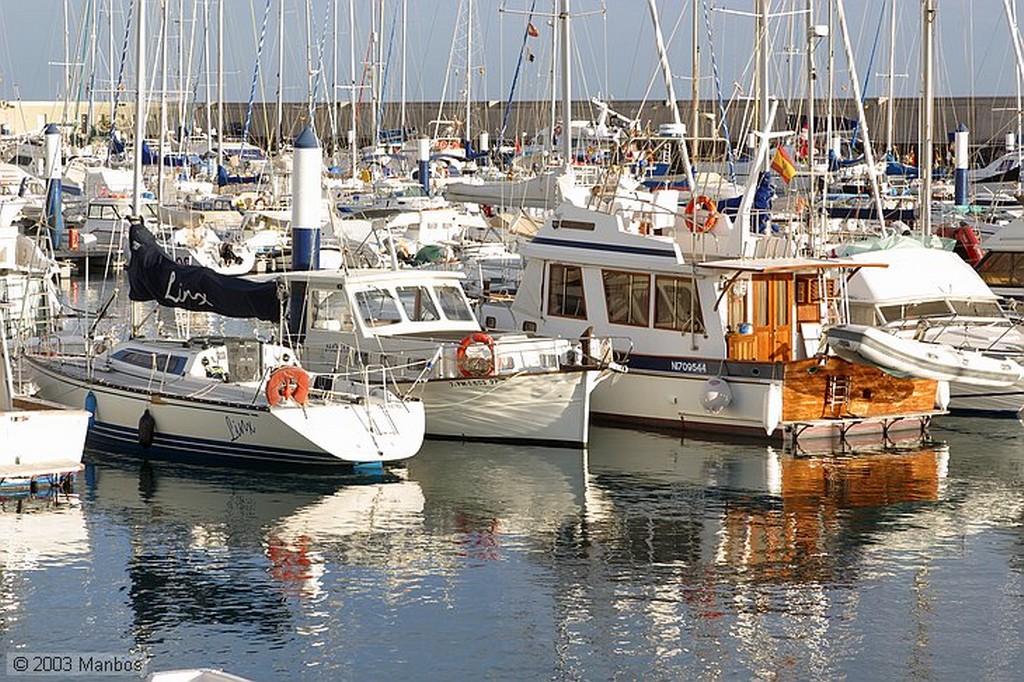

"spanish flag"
[771,146,796,184]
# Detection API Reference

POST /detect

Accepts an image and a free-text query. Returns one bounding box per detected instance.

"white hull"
[0,396,90,478]
[27,356,424,468]
[592,369,777,435]
[399,370,596,446]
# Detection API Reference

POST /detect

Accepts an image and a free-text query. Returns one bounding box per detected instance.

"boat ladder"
[823,374,852,418]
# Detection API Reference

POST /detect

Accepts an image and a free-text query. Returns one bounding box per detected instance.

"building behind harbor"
[2,96,1021,163]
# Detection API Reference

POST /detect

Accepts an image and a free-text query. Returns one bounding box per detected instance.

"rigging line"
[851,0,886,148]
[701,0,735,183]
[243,0,273,146]
[378,5,399,143]
[310,0,332,115]
[108,0,136,162]
[499,0,539,147]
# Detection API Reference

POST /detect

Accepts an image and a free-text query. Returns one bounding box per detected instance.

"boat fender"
[701,377,733,414]
[266,366,311,406]
[84,390,97,427]
[456,333,497,378]
[138,409,156,448]
[935,380,951,411]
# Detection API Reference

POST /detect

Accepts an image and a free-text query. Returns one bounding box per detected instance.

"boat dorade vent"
[225,339,263,383]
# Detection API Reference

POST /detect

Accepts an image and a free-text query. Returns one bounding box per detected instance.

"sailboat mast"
[886,0,896,155]
[835,0,887,233]
[806,0,817,240]
[757,0,769,132]
[349,0,357,174]
[159,0,169,206]
[133,0,147,217]
[559,0,571,163]
[465,0,472,144]
[647,0,696,192]
[921,0,935,237]
[276,0,284,148]
[691,2,700,151]
[216,0,223,170]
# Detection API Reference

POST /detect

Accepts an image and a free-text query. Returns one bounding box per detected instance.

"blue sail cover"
[127,222,281,321]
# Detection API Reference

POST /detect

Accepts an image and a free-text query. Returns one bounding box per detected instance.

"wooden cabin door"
[751,275,793,362]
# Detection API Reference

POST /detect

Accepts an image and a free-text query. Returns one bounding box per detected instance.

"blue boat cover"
[127,221,281,321]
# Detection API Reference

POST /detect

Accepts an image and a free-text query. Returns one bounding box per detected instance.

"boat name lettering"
[225,415,257,441]
[164,271,212,308]
[452,378,501,387]
[670,361,708,374]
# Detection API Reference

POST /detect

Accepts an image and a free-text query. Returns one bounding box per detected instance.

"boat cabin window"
[396,286,440,322]
[949,300,1003,317]
[848,303,879,326]
[88,204,122,220]
[548,264,587,319]
[310,290,354,331]
[653,275,704,333]
[355,288,403,326]
[879,300,951,322]
[435,285,476,321]
[602,270,650,327]
[977,252,1024,287]
[110,349,188,375]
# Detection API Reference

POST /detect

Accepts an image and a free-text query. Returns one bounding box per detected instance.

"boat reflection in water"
[578,427,952,677]
[81,452,426,657]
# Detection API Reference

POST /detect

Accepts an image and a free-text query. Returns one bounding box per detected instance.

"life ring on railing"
[253,196,268,210]
[954,225,985,266]
[684,195,719,233]
[456,332,497,378]
[265,366,310,406]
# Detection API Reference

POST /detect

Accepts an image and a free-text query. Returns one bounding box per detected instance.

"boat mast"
[806,0,817,244]
[133,0,147,218]
[920,0,935,237]
[559,0,571,164]
[691,1,700,152]
[757,0,769,132]
[886,0,896,156]
[349,0,357,175]
[1002,0,1024,192]
[835,0,888,234]
[159,0,169,206]
[276,0,284,148]
[216,0,223,170]
[646,0,696,192]
[465,0,473,145]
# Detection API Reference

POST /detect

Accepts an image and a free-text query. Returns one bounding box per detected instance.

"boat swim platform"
[781,411,946,456]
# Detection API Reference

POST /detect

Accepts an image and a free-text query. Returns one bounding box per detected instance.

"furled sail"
[127,221,281,321]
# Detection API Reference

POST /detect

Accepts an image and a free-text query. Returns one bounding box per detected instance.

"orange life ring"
[265,366,310,406]
[684,194,719,233]
[456,332,496,378]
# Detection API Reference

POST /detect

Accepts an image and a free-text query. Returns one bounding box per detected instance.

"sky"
[0,1,1021,107]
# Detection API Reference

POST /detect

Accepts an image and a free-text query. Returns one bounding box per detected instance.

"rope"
[242,0,273,145]
[499,1,539,149]
[108,0,136,161]
[701,0,736,183]
[851,2,886,148]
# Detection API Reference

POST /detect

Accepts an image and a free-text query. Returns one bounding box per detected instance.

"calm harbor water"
[2,418,1023,681]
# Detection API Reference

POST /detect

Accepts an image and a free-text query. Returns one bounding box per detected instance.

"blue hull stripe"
[88,421,349,468]
[531,236,677,259]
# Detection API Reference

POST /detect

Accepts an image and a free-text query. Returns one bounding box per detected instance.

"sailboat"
[25,222,425,470]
